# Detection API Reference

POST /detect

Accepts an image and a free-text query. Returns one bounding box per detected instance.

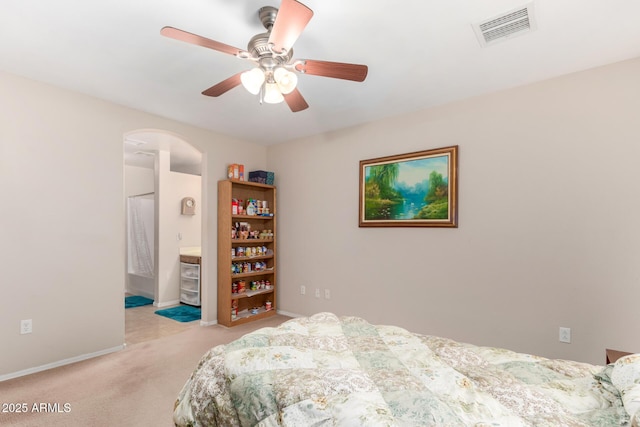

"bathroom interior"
[123,130,203,341]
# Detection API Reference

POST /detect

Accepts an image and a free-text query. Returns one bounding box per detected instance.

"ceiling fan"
[161,0,368,112]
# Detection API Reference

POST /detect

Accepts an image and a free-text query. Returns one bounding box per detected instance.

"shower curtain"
[127,195,154,278]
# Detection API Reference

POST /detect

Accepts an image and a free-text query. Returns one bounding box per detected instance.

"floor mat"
[125,295,154,308]
[154,305,201,322]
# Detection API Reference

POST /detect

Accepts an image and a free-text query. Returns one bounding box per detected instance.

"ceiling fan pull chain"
[259,83,265,105]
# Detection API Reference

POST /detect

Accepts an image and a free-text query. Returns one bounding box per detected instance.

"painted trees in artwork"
[364,159,449,220]
[364,163,401,219]
[367,163,400,200]
[414,170,448,219]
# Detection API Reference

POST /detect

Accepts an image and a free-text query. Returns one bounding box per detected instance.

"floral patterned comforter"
[173,313,640,426]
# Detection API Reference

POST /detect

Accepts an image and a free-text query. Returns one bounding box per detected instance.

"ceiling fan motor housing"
[258,6,278,30]
[248,6,293,75]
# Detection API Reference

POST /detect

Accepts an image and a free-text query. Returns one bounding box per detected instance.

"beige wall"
[173,171,202,252]
[2,56,638,378]
[158,169,202,305]
[268,57,640,364]
[124,165,154,197]
[0,70,267,378]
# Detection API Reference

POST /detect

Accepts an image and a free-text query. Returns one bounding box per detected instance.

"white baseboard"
[126,287,154,300]
[200,319,218,326]
[155,299,181,308]
[126,274,155,300]
[276,309,304,318]
[0,345,124,382]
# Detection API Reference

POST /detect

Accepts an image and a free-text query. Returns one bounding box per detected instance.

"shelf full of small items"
[218,175,277,326]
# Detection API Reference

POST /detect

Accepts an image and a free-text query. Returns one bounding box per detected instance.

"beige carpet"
[0,314,290,427]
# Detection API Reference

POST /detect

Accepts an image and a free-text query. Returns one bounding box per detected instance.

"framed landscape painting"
[359,146,458,227]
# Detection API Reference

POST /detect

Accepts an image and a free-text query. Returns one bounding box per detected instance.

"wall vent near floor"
[473,2,537,47]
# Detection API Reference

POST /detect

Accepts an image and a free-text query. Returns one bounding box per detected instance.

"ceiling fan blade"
[296,60,368,82]
[161,26,242,57]
[283,88,309,112]
[202,73,243,97]
[268,0,313,53]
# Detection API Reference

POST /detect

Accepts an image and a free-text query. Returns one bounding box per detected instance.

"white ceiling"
[124,130,202,172]
[2,0,640,149]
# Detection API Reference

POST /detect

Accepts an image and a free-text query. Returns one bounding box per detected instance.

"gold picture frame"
[359,146,458,227]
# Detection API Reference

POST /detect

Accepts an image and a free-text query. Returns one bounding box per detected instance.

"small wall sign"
[181,197,196,215]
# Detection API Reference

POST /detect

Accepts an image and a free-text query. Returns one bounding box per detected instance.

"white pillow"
[610,354,640,424]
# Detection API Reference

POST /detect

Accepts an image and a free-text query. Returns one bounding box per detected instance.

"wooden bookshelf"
[217,179,276,326]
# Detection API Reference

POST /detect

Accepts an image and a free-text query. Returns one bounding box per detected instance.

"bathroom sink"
[179,246,201,257]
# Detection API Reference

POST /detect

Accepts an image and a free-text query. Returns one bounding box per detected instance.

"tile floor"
[125,301,199,345]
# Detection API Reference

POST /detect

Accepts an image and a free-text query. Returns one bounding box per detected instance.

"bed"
[173,312,639,426]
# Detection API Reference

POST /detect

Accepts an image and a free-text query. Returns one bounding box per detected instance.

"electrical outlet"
[21,319,33,335]
[559,327,571,343]
[324,289,331,299]
[315,288,321,298]
[300,285,306,295]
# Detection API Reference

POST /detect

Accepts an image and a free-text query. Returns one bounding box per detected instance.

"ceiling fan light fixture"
[274,67,297,94]
[263,82,284,104]
[240,68,265,95]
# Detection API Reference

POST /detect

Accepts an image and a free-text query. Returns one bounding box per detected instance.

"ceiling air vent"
[473,2,537,47]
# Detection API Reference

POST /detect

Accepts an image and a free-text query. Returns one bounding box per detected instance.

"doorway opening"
[123,129,204,344]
